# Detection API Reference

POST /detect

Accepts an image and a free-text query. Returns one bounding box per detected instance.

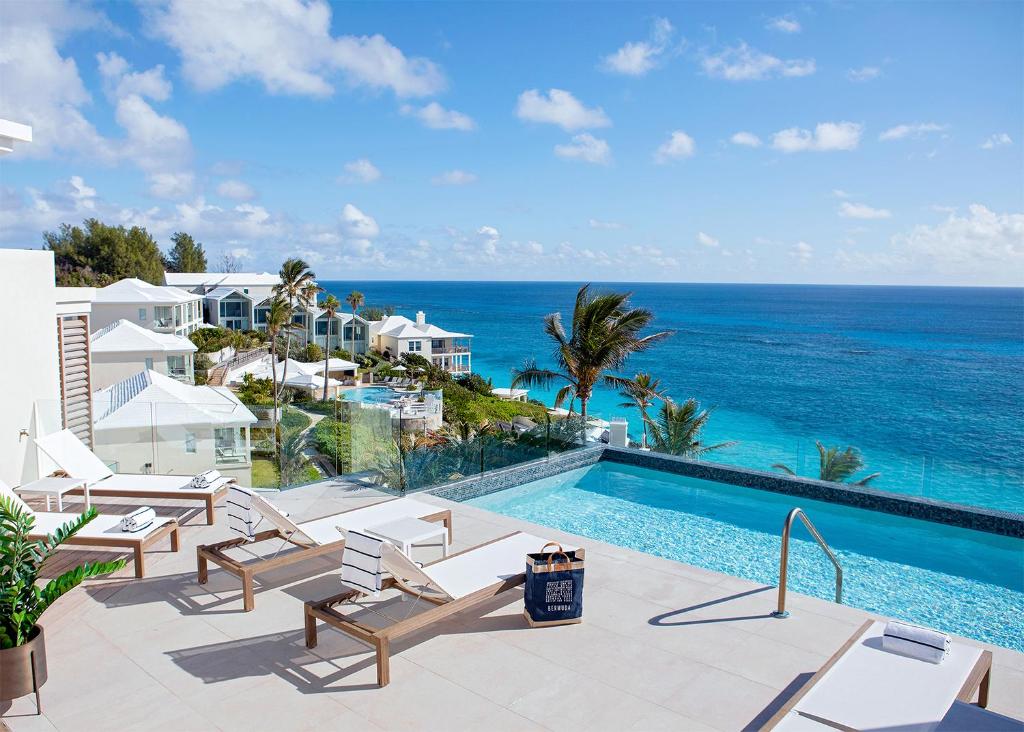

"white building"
[164,272,281,305]
[369,311,472,374]
[252,300,371,354]
[91,278,203,337]
[91,319,198,389]
[204,287,256,331]
[93,370,256,483]
[227,355,359,399]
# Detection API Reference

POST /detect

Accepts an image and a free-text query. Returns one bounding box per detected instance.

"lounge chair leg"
[133,545,145,579]
[205,496,215,525]
[169,526,180,552]
[242,569,255,612]
[304,607,318,648]
[444,516,453,546]
[979,668,991,708]
[197,548,208,584]
[376,637,390,687]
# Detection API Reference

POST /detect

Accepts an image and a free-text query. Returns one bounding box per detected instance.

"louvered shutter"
[57,314,94,448]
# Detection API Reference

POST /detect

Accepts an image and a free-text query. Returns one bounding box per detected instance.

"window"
[167,355,186,377]
[184,432,196,454]
[215,427,246,464]
[243,288,249,294]
[315,320,328,336]
[292,313,305,325]
[407,340,422,352]
[431,339,445,350]
[144,357,154,370]
[254,308,267,324]
[138,308,147,322]
[220,300,243,318]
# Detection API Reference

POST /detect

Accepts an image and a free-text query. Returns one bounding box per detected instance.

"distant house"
[164,272,281,307]
[204,287,256,331]
[91,319,198,389]
[252,300,371,354]
[92,370,257,483]
[91,278,203,337]
[369,311,472,374]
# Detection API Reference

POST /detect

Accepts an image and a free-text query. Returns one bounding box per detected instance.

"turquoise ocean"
[321,281,1024,513]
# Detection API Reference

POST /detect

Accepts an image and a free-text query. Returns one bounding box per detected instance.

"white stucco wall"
[91,351,194,390]
[0,250,61,486]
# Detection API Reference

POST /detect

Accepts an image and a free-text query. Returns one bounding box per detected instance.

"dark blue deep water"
[321,281,1024,512]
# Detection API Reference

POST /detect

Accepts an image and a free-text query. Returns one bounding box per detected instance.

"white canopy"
[391,364,407,372]
[284,372,342,390]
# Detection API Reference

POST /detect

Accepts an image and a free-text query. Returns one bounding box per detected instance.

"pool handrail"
[772,507,843,618]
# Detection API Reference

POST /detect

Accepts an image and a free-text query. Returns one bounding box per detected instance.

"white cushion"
[0,479,32,515]
[35,429,113,483]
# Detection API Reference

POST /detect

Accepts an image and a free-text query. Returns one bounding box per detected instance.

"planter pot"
[0,625,47,712]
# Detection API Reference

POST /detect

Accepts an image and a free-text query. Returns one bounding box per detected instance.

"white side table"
[365,516,449,558]
[15,477,90,511]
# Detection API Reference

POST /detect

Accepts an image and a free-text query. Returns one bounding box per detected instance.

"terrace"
[3,451,1022,731]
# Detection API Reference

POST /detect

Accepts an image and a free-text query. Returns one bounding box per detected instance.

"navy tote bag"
[524,542,585,627]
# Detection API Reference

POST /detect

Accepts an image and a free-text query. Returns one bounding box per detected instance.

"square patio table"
[365,516,449,558]
[15,476,90,511]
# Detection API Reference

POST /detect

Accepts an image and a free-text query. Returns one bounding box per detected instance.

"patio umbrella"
[391,365,407,372]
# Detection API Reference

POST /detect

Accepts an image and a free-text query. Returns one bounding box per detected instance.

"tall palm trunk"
[323,323,331,401]
[270,341,279,447]
[351,308,356,356]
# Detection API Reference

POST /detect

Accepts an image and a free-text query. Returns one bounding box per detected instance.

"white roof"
[284,373,343,389]
[204,286,253,301]
[491,387,528,398]
[93,370,256,430]
[91,320,197,354]
[374,315,472,341]
[94,278,199,304]
[165,272,281,289]
[308,357,359,373]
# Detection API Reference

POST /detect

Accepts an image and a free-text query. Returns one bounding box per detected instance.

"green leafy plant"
[773,441,880,485]
[0,497,125,648]
[645,398,736,458]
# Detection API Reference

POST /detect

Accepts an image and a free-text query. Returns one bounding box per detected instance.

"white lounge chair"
[196,487,453,611]
[304,531,576,687]
[35,429,235,524]
[0,480,179,578]
[765,619,994,730]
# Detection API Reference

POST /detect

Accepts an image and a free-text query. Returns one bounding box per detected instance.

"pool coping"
[428,445,1024,538]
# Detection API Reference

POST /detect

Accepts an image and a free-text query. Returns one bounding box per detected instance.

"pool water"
[342,386,400,405]
[466,462,1024,650]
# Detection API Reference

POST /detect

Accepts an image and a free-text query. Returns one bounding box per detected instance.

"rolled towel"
[882,620,951,664]
[120,507,156,533]
[190,469,221,489]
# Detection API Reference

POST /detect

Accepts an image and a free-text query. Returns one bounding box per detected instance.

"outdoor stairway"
[205,346,268,386]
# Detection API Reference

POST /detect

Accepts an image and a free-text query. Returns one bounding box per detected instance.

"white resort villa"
[90,277,203,337]
[90,319,197,389]
[371,311,473,374]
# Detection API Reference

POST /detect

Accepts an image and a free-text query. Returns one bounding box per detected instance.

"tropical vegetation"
[345,290,365,355]
[1,498,126,648]
[164,231,208,273]
[773,442,880,485]
[609,372,666,449]
[320,294,342,400]
[272,258,319,403]
[46,219,166,286]
[644,398,736,458]
[511,284,672,419]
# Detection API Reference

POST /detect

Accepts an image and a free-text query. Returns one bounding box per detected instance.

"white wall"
[0,250,60,486]
[91,350,194,389]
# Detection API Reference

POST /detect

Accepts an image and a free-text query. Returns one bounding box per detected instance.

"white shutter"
[57,314,94,449]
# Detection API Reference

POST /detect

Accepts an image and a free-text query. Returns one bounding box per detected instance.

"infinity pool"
[341,386,400,404]
[466,462,1024,650]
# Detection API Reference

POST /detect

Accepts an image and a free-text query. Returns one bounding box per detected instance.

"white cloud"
[589,219,624,230]
[600,17,674,76]
[879,123,947,141]
[340,158,382,183]
[772,122,862,152]
[701,42,815,81]
[149,0,445,98]
[697,231,719,248]
[847,66,881,82]
[401,101,476,131]
[97,51,171,101]
[516,89,610,131]
[216,179,256,201]
[431,170,477,186]
[654,130,696,163]
[476,226,500,256]
[554,133,611,165]
[113,91,194,198]
[895,205,1023,270]
[839,202,892,220]
[339,203,379,239]
[790,241,813,262]
[730,131,762,147]
[832,189,852,199]
[230,247,252,259]
[766,16,801,33]
[981,133,1013,150]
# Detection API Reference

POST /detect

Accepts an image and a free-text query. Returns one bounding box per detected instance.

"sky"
[0,0,1021,286]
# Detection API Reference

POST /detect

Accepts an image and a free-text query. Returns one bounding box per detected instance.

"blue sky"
[1,0,1021,285]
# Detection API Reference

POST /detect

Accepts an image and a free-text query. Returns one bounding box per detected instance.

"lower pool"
[342,386,400,405]
[465,462,1024,651]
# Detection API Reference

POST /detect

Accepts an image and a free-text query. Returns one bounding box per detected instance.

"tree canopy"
[164,231,208,273]
[45,219,166,286]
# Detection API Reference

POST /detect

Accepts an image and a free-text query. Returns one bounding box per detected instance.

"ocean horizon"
[321,280,1024,513]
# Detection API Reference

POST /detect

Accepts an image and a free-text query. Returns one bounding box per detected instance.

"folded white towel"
[340,530,386,597]
[120,507,156,533]
[882,620,951,664]
[190,469,221,489]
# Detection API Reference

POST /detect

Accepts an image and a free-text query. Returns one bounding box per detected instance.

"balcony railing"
[432,345,471,355]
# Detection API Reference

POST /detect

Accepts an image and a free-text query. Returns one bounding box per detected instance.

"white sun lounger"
[35,429,235,524]
[197,488,453,611]
[304,531,576,686]
[765,620,994,731]
[1,480,179,578]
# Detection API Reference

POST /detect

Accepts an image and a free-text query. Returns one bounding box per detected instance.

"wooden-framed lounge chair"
[35,429,235,525]
[764,619,994,730]
[304,531,577,687]
[1,480,179,579]
[196,487,453,611]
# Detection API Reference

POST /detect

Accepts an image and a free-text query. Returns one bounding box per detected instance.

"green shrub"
[295,342,324,363]
[455,372,493,396]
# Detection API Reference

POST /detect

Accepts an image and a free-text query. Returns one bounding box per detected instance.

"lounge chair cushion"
[95,473,232,495]
[30,510,174,540]
[295,497,441,546]
[35,429,114,482]
[0,479,32,514]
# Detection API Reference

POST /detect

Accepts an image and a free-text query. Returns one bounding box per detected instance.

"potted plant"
[1,496,125,712]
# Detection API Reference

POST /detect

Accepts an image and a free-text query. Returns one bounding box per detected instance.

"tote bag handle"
[540,542,572,572]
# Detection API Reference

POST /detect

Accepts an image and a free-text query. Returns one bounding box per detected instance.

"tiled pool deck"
[3,480,1022,732]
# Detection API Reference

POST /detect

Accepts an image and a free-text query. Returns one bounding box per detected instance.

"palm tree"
[607,372,667,449]
[262,296,294,441]
[773,442,880,485]
[319,294,341,400]
[345,290,365,356]
[272,258,318,401]
[645,398,736,458]
[511,284,672,422]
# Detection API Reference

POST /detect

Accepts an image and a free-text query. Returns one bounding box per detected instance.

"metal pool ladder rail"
[772,507,843,619]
